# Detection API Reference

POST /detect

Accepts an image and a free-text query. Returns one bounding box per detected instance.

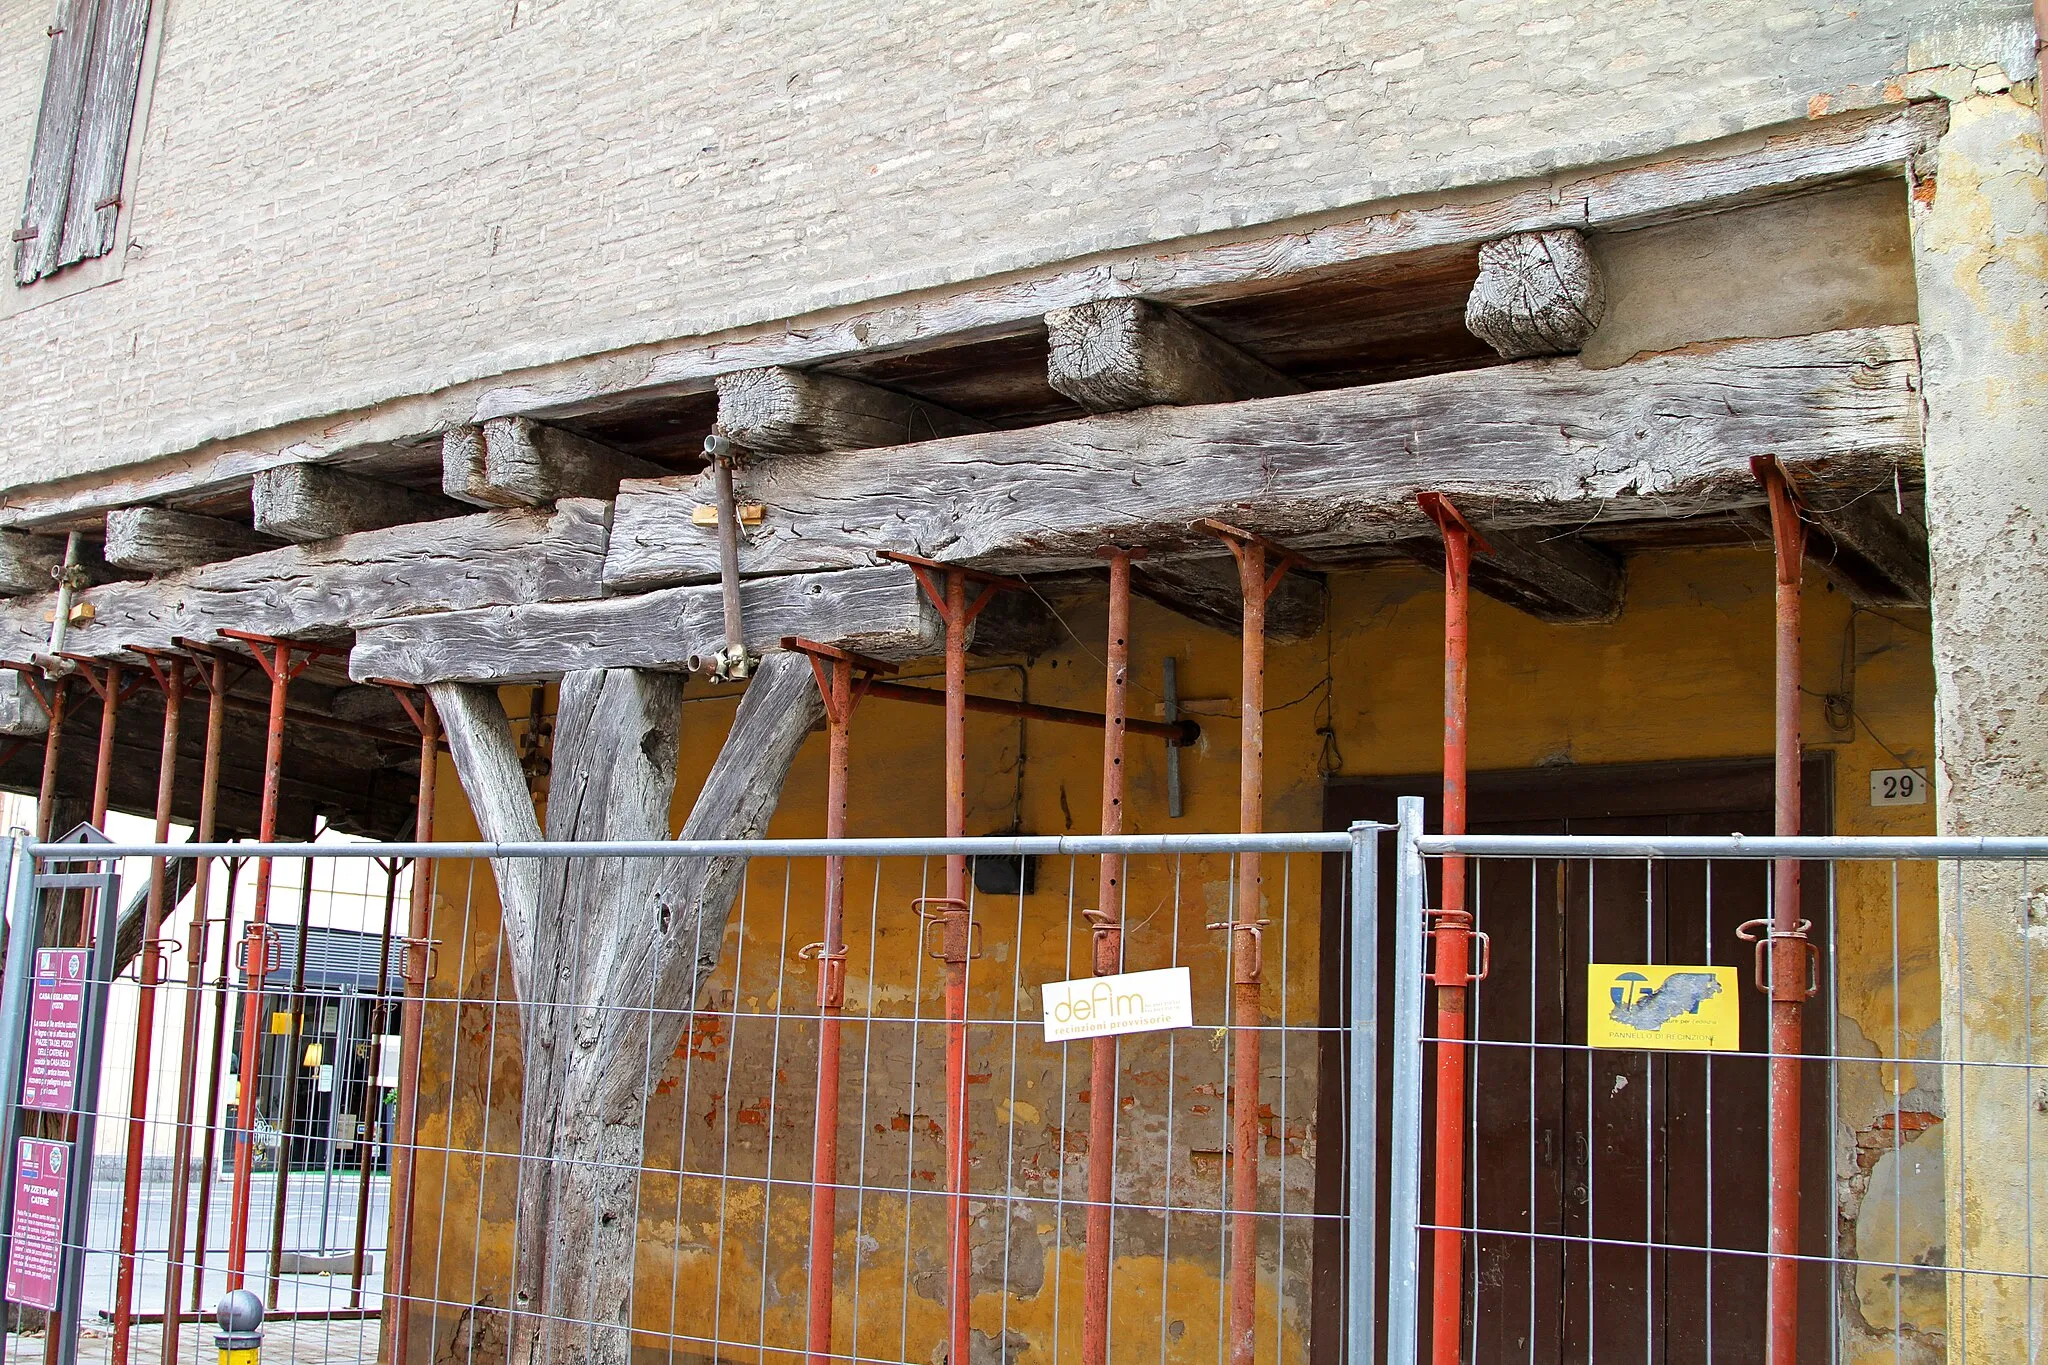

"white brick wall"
[0,0,2024,491]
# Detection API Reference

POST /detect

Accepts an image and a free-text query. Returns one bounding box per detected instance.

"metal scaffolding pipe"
[265,870,317,1308]
[785,638,892,1365]
[1081,549,1135,1365]
[160,650,228,1360]
[861,678,1198,745]
[883,550,1023,1365]
[384,688,439,1365]
[190,856,245,1313]
[351,857,406,1309]
[111,655,190,1365]
[32,676,68,842]
[1752,457,1813,1363]
[221,631,328,1288]
[1419,492,1480,1365]
[1199,519,1304,1365]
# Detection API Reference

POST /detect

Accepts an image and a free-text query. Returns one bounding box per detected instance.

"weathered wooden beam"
[353,566,957,685]
[1463,229,1606,359]
[0,500,610,666]
[603,327,1922,594]
[251,464,465,542]
[0,672,48,736]
[1045,298,1302,412]
[442,418,665,509]
[0,531,66,598]
[716,366,987,455]
[1131,557,1326,641]
[1399,524,1625,623]
[104,508,277,574]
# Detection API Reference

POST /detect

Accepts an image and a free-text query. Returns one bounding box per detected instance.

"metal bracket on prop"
[1736,917,1819,1001]
[1422,907,1491,984]
[797,942,850,1008]
[913,896,981,963]
[1204,917,1272,985]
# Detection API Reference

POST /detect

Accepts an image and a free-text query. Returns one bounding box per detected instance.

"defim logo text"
[1041,966,1194,1042]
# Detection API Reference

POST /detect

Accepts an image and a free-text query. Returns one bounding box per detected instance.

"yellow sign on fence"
[1587,964,1740,1052]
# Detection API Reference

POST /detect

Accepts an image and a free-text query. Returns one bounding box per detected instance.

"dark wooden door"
[1314,758,1832,1365]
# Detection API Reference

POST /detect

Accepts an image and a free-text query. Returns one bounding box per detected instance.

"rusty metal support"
[861,678,1197,744]
[1198,519,1306,1365]
[160,647,229,1360]
[111,651,194,1365]
[191,855,246,1313]
[380,683,439,1365]
[1417,492,1488,1365]
[1744,457,1816,1364]
[266,868,317,1308]
[0,662,68,840]
[60,655,139,835]
[784,637,894,1365]
[351,856,407,1308]
[1081,548,1137,1365]
[218,630,333,1288]
[883,550,1026,1365]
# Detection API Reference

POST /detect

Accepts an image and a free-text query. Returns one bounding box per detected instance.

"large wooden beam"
[1463,229,1606,359]
[1399,523,1625,622]
[1045,298,1302,412]
[602,327,1922,594]
[1131,557,1326,641]
[0,500,610,665]
[442,418,664,508]
[716,366,987,455]
[0,531,64,598]
[104,508,277,573]
[349,565,1004,685]
[251,464,465,542]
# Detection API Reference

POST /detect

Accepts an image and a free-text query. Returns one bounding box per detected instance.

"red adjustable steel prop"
[1199,519,1307,1365]
[1745,457,1816,1364]
[1419,492,1490,1365]
[158,644,230,1362]
[1080,548,1138,1365]
[785,637,894,1365]
[882,550,1025,1365]
[109,651,197,1365]
[217,630,333,1288]
[0,664,67,841]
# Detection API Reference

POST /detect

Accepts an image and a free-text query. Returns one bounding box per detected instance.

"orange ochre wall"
[399,547,1938,1364]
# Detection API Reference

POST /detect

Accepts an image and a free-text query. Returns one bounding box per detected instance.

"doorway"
[1314,757,1834,1363]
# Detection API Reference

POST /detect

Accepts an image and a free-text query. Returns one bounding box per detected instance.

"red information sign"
[22,949,87,1113]
[6,1138,69,1310]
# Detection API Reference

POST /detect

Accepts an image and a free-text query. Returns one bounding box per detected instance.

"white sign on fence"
[1041,966,1194,1042]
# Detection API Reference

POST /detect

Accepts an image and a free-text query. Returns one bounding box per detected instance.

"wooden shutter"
[57,0,151,268]
[12,0,152,285]
[13,0,100,285]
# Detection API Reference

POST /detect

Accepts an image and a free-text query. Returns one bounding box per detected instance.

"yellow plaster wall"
[400,547,1938,1364]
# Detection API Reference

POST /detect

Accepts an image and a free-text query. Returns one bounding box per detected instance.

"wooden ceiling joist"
[602,326,1924,594]
[1045,298,1303,412]
[1129,557,1327,641]
[716,366,988,455]
[252,463,465,543]
[0,530,66,598]
[1399,522,1624,623]
[443,418,665,508]
[1786,490,1930,608]
[103,507,277,574]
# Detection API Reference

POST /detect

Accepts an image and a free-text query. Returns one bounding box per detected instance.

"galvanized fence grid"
[0,826,1384,1365]
[1386,797,2048,1364]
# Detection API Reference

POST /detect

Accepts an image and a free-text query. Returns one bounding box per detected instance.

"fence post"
[1386,796,1428,1363]
[1346,821,1380,1364]
[0,834,37,1365]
